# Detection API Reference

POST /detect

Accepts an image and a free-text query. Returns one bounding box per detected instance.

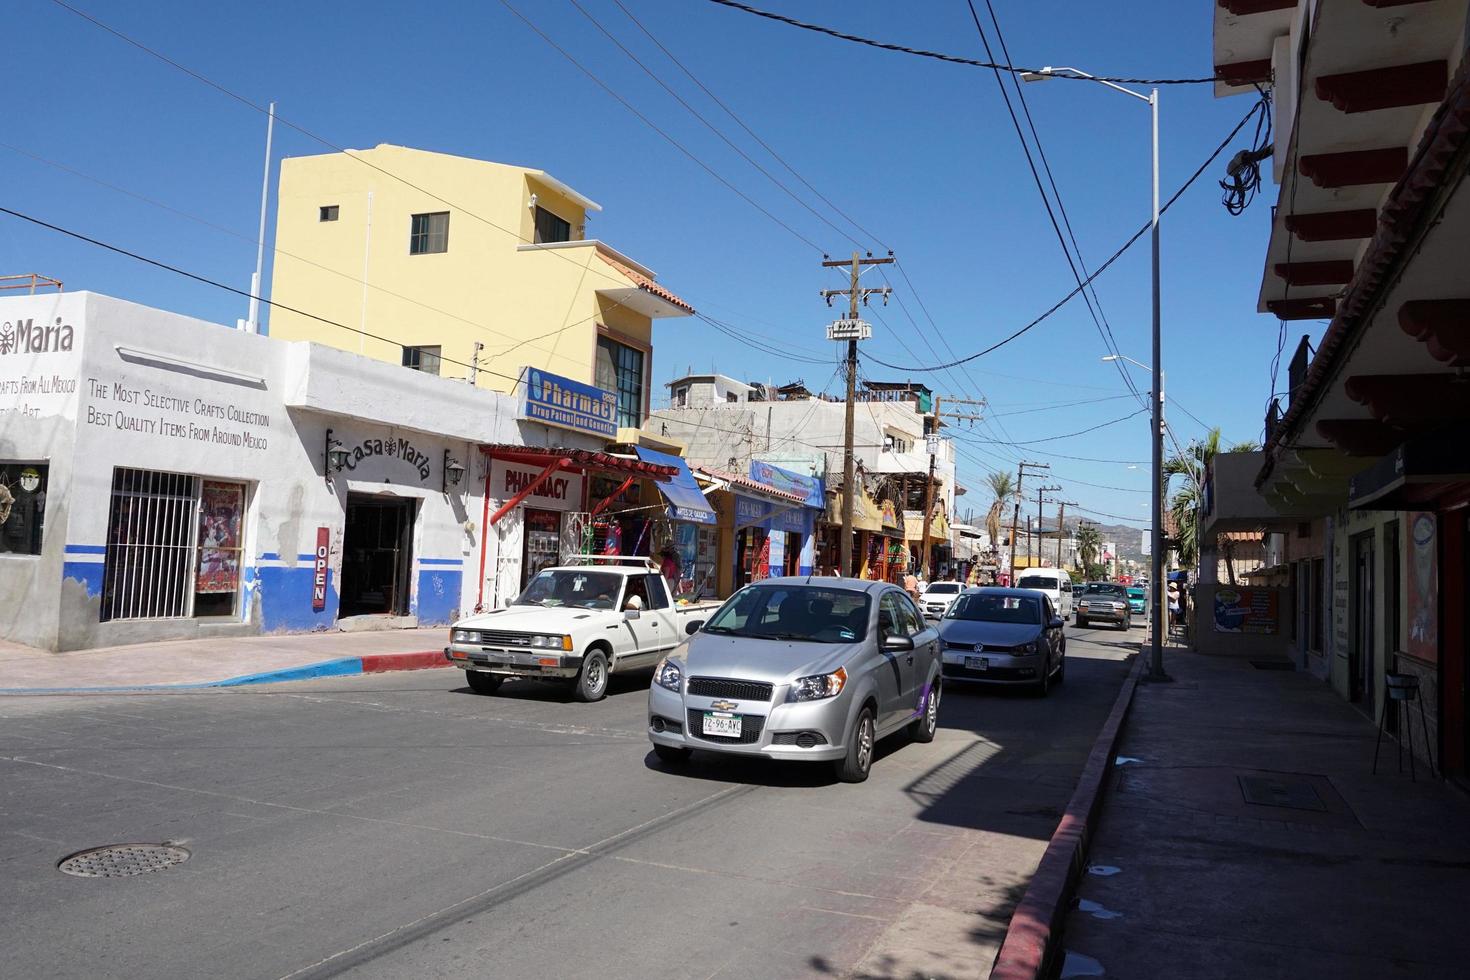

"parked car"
[1127,586,1146,617]
[918,580,966,620]
[647,578,942,783]
[1013,567,1074,619]
[446,558,722,702]
[937,587,1066,695]
[1076,582,1132,630]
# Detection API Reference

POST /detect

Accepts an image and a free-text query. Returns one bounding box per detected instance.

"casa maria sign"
[1,317,75,356]
[519,368,617,438]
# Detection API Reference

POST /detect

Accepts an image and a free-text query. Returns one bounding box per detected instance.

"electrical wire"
[865,94,1271,372]
[701,0,1216,85]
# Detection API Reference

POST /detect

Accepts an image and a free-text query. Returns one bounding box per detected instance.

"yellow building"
[268,144,693,430]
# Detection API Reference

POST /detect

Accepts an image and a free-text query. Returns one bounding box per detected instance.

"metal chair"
[1372,671,1436,781]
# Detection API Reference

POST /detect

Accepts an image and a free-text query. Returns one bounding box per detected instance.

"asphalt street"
[0,624,1135,980]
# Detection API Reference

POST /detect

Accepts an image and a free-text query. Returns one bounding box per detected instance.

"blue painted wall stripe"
[418,558,463,566]
[64,544,107,555]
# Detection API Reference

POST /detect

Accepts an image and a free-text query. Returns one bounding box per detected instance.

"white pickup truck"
[445,558,723,702]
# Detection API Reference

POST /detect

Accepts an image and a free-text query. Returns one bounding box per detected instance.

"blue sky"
[4,0,1297,530]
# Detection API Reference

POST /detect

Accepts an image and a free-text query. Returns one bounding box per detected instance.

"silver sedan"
[648,578,943,783]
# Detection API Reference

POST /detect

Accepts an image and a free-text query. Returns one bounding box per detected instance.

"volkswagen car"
[937,587,1066,696]
[647,579,942,783]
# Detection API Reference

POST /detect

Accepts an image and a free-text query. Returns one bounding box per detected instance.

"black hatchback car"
[937,587,1066,696]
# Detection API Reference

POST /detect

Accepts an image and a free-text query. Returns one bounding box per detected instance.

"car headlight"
[789,666,848,702]
[530,634,572,650]
[1018,640,1039,654]
[451,629,476,644]
[654,657,683,692]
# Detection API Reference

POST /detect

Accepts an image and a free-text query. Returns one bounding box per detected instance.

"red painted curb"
[360,651,452,674]
[989,649,1148,980]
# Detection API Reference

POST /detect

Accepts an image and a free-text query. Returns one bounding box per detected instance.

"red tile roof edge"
[693,466,808,505]
[596,250,695,314]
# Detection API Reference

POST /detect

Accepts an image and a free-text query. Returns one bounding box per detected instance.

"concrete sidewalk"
[0,629,450,693]
[1062,643,1470,979]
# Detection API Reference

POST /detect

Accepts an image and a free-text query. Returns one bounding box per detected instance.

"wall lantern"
[325,428,350,481]
[443,450,466,493]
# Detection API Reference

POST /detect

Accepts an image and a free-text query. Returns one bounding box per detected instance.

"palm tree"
[1165,428,1260,574]
[1074,523,1103,579]
[984,470,1014,552]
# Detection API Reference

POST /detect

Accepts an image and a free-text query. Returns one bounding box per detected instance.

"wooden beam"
[1272,260,1355,286]
[1215,59,1273,87]
[1300,147,1407,188]
[1315,61,1447,114]
[1266,296,1338,320]
[1283,209,1378,242]
[1399,299,1470,367]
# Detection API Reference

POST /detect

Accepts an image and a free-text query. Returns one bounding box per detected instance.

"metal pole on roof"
[245,101,275,333]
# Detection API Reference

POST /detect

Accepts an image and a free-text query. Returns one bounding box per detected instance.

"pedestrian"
[903,569,920,600]
[1166,581,1182,631]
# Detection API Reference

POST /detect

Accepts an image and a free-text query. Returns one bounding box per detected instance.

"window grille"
[101,469,199,621]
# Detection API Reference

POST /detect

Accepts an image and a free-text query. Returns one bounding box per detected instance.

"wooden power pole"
[1056,500,1077,570]
[919,396,984,579]
[821,251,892,577]
[1008,461,1049,583]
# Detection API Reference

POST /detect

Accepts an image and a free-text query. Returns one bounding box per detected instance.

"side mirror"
[685,620,703,636]
[881,633,915,653]
[1050,616,1064,629]
[624,608,642,621]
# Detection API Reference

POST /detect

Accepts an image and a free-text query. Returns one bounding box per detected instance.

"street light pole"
[1027,66,1167,679]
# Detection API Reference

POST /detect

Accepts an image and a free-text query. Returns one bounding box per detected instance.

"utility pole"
[468,341,483,386]
[1056,500,1077,570]
[1008,461,1049,583]
[821,251,892,577]
[919,395,984,580]
[1036,485,1061,565]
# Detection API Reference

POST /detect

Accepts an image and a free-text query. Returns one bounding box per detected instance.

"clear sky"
[4,0,1298,532]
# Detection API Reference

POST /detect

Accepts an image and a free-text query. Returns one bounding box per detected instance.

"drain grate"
[57,843,191,878]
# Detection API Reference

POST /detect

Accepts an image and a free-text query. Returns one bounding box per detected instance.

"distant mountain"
[1068,519,1148,563]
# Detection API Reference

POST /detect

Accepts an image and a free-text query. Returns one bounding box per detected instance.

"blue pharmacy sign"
[520,368,618,438]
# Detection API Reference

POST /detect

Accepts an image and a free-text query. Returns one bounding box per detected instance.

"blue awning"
[635,447,718,525]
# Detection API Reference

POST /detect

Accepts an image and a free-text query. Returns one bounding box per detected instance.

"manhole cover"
[57,844,191,878]
[1238,775,1326,812]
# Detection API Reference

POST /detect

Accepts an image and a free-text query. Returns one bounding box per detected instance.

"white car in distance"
[918,581,966,620]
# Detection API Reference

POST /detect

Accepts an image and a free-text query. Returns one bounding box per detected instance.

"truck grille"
[687,677,774,701]
[687,710,766,744]
[461,630,534,647]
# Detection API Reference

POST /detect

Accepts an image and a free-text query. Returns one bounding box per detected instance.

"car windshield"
[514,570,622,610]
[1128,588,1146,598]
[927,583,961,594]
[701,585,870,643]
[1082,583,1128,598]
[947,593,1041,625]
[1016,575,1058,591]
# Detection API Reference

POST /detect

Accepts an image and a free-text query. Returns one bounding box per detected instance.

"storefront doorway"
[522,509,562,590]
[340,494,416,617]
[1351,532,1375,711]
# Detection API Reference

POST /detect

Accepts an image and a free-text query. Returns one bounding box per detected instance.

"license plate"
[965,656,989,671]
[702,712,743,737]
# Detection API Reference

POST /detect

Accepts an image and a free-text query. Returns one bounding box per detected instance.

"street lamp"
[1030,66,1167,681]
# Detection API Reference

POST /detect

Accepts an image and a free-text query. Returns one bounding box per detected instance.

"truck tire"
[574,649,610,703]
[465,671,502,696]
[835,706,876,783]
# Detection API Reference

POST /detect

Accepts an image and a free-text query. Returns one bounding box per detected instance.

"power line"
[701,0,1216,85]
[865,94,1270,372]
[496,0,823,253]
[970,409,1146,446]
[0,203,523,387]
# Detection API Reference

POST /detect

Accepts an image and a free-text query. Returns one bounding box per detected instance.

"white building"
[1,292,629,651]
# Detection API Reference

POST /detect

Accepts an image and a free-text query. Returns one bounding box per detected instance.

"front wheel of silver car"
[836,707,876,783]
[653,744,692,765]
[908,681,940,743]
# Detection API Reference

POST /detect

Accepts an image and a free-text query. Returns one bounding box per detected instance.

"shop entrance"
[340,494,416,617]
[522,509,563,590]
[1350,532,1375,710]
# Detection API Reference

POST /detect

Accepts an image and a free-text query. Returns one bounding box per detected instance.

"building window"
[0,462,48,556]
[409,211,449,254]
[101,469,246,621]
[534,205,571,244]
[402,345,442,375]
[673,386,688,408]
[725,392,738,403]
[595,336,645,430]
[319,205,339,222]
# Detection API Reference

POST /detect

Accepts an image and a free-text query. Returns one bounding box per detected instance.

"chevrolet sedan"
[648,579,942,783]
[937,588,1066,696]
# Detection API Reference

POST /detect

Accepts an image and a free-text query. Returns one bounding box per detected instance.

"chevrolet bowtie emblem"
[709,700,739,712]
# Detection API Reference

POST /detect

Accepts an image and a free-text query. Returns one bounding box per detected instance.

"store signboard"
[1213,587,1279,634]
[749,461,823,508]
[520,368,617,438]
[490,459,584,512]
[312,527,329,611]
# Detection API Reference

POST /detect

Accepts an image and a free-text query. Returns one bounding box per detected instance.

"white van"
[1014,567,1073,619]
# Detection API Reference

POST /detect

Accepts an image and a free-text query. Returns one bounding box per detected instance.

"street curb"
[988,647,1147,980]
[0,651,450,695]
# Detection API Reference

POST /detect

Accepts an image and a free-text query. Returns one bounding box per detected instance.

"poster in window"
[196,481,244,593]
[1406,511,1438,663]
[1212,587,1279,634]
